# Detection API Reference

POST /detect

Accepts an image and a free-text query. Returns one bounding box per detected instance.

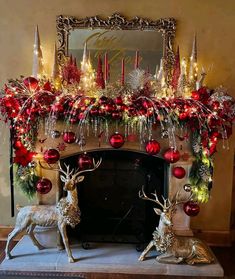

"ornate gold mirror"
[56,13,176,80]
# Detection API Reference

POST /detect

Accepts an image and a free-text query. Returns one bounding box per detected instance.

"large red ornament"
[183,201,200,217]
[36,178,52,195]
[77,153,93,170]
[63,131,76,144]
[145,140,161,155]
[43,148,60,164]
[163,148,180,163]
[109,132,125,149]
[172,166,186,179]
[23,77,39,91]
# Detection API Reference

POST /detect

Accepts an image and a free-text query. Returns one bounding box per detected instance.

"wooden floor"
[0,241,235,278]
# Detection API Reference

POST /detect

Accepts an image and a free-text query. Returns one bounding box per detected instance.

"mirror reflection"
[69,29,163,82]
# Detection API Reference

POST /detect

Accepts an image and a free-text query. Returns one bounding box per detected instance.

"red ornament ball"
[13,140,24,150]
[191,90,200,100]
[172,166,186,179]
[43,148,60,164]
[183,201,200,217]
[145,140,161,155]
[77,153,93,170]
[115,96,123,106]
[163,148,180,163]
[23,77,39,91]
[109,133,125,149]
[36,178,52,195]
[63,131,76,144]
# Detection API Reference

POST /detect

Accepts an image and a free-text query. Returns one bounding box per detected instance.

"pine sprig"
[14,164,39,199]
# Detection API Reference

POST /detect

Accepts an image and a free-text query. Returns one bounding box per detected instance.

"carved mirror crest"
[56,13,176,81]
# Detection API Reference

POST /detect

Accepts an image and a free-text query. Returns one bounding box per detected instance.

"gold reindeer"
[5,158,102,263]
[138,186,214,265]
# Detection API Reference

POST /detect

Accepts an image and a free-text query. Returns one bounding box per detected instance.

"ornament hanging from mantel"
[0,24,234,217]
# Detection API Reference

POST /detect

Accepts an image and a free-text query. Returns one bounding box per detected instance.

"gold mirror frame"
[56,13,176,80]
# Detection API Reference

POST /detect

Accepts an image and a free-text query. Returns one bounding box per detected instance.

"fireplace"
[61,150,168,247]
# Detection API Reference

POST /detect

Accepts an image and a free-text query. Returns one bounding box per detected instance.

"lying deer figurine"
[5,158,102,263]
[138,186,214,265]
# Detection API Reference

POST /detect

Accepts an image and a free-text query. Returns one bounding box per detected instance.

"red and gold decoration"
[0,28,234,209]
[36,178,52,194]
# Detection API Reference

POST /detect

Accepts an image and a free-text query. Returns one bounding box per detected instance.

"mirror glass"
[68,29,163,82]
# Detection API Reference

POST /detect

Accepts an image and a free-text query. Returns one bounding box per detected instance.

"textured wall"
[0,0,234,231]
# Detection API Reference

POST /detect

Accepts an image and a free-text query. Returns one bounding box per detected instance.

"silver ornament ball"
[183,184,192,192]
[51,130,61,139]
[28,161,37,168]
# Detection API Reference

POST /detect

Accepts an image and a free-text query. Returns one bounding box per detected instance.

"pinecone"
[199,164,211,182]
[192,134,201,154]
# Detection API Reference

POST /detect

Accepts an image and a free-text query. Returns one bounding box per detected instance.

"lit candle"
[104,52,108,83]
[134,50,139,69]
[121,58,125,86]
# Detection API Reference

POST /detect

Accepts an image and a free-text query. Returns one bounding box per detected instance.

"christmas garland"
[0,73,234,200]
[0,47,234,204]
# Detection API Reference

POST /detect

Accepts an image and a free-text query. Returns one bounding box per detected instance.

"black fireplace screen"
[62,150,168,246]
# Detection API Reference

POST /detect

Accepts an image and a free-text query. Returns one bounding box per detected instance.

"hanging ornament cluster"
[0,26,235,204]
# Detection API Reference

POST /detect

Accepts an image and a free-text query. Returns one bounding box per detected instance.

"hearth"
[61,150,168,247]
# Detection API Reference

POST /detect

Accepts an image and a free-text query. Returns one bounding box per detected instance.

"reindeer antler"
[170,185,194,207]
[72,158,102,179]
[39,158,102,179]
[39,160,72,178]
[139,186,172,211]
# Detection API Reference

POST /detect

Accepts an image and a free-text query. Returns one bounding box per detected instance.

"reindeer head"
[39,158,102,192]
[139,186,192,228]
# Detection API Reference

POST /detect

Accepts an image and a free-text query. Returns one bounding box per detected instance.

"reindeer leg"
[5,227,24,260]
[156,253,184,264]
[138,240,155,261]
[58,222,75,263]
[27,224,45,250]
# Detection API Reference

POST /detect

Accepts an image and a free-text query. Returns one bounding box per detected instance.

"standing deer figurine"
[138,186,214,265]
[5,158,102,263]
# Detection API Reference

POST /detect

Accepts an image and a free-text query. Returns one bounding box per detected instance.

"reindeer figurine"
[5,158,102,263]
[138,186,214,265]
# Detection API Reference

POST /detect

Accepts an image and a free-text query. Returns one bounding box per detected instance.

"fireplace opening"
[61,150,168,247]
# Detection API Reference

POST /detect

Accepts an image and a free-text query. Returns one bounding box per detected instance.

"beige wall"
[0,0,234,232]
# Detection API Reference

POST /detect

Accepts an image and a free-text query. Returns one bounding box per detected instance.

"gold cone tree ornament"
[80,42,96,94]
[177,58,189,97]
[188,34,198,89]
[32,25,44,78]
